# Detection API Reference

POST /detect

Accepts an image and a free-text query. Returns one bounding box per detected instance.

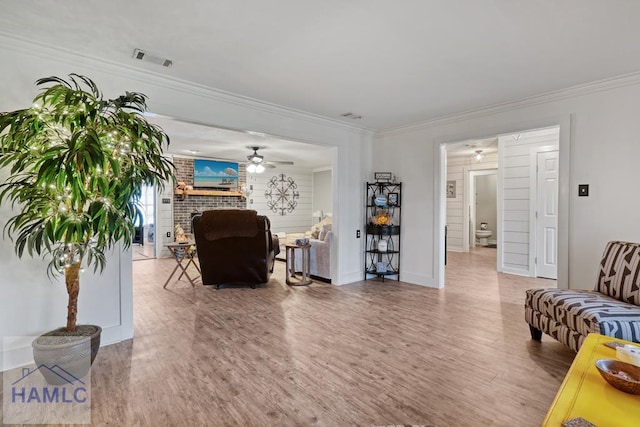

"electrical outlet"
[166,232,171,238]
[356,229,361,238]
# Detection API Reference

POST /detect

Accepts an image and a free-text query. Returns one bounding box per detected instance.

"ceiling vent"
[339,112,362,120]
[132,49,173,68]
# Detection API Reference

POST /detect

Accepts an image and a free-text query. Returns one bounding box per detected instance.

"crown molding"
[379,71,640,137]
[0,32,376,137]
[6,31,639,140]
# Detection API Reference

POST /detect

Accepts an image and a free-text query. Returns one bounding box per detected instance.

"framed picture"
[374,172,392,182]
[446,180,456,198]
[387,192,399,206]
[193,159,239,191]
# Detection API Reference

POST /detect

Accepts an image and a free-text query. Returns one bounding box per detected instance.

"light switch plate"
[578,184,589,197]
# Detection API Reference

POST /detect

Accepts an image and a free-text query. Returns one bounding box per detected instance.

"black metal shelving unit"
[364,182,401,281]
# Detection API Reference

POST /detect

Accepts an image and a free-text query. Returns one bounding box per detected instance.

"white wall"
[499,127,560,276]
[313,169,333,217]
[446,152,498,251]
[0,35,372,369]
[247,166,314,234]
[376,74,640,290]
[156,165,175,258]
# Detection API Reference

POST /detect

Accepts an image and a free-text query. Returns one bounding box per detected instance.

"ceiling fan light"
[255,164,265,173]
[247,164,257,173]
[247,147,264,163]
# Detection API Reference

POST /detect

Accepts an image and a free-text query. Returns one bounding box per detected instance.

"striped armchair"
[525,241,640,351]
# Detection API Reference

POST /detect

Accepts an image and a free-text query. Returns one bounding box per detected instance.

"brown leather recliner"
[192,209,280,289]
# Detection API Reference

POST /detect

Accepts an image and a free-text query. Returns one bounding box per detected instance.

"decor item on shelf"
[371,209,392,226]
[374,194,388,207]
[377,239,388,252]
[376,262,387,273]
[387,192,399,206]
[0,74,175,382]
[176,181,193,199]
[374,172,392,182]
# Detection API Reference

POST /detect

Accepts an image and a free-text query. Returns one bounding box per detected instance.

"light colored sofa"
[294,228,332,282]
[525,240,640,351]
[276,216,333,282]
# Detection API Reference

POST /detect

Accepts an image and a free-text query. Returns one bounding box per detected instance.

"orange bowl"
[595,359,640,395]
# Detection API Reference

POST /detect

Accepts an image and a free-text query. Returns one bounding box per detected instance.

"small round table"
[285,244,312,286]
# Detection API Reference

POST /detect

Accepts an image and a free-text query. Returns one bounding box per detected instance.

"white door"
[535,151,558,279]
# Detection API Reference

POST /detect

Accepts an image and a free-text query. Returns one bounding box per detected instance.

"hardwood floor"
[25,248,577,426]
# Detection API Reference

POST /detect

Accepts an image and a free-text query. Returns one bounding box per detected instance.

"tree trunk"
[65,262,81,332]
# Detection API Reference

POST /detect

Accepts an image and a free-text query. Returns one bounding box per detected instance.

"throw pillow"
[319,224,332,241]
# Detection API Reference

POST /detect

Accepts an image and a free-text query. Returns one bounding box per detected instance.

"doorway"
[440,125,562,285]
[133,184,156,261]
[468,169,497,249]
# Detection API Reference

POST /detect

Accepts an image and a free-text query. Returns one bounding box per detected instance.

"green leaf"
[0,73,175,278]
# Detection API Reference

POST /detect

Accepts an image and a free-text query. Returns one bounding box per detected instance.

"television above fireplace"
[193,159,239,190]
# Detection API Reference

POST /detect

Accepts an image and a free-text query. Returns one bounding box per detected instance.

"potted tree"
[0,74,174,382]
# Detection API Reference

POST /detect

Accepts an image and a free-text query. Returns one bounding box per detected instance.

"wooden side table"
[543,333,640,426]
[164,242,201,288]
[285,244,312,286]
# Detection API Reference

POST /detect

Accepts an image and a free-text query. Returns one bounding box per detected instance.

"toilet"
[475,230,492,246]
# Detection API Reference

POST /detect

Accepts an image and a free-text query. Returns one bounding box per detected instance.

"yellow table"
[543,333,640,426]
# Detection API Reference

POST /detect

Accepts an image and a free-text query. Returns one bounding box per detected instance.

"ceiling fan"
[245,146,293,173]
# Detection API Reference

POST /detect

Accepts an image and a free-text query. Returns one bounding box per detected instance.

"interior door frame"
[434,114,571,290]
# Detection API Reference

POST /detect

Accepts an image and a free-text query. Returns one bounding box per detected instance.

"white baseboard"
[336,270,363,285]
[501,266,531,277]
[398,271,442,289]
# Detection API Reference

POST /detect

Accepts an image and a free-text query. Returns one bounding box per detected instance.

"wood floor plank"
[4,247,575,426]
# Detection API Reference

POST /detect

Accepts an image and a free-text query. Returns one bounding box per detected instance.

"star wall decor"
[264,173,299,216]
